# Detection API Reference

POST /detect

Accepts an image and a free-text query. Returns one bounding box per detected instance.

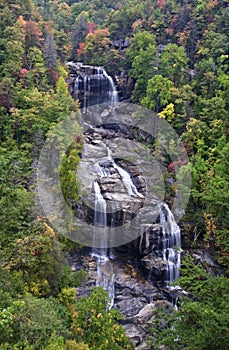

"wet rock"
[116,297,147,318]
[141,256,167,277]
[123,323,146,348]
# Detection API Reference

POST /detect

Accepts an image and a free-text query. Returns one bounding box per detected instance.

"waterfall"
[93,180,107,256]
[160,203,181,284]
[72,64,119,109]
[73,76,79,100]
[113,163,144,198]
[90,141,181,307]
[92,145,145,307]
[93,178,115,308]
[101,143,144,198]
[102,68,119,108]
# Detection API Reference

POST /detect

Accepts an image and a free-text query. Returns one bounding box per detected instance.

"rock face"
[73,122,181,283]
[68,115,183,348]
[65,96,184,348]
[71,252,173,350]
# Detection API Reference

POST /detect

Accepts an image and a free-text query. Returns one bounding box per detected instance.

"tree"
[71,11,90,61]
[141,75,174,112]
[125,31,157,101]
[158,43,189,85]
[125,30,156,64]
[72,287,133,349]
[78,28,121,73]
[148,255,229,350]
[0,295,67,349]
[25,46,48,88]
[0,146,33,250]
[43,32,58,85]
[24,19,43,50]
[0,17,25,77]
[5,221,76,297]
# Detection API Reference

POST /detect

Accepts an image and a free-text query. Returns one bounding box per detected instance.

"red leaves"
[168,159,188,172]
[20,68,28,75]
[87,22,96,34]
[157,0,165,10]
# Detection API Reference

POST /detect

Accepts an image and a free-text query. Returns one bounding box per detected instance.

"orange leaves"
[77,42,86,57]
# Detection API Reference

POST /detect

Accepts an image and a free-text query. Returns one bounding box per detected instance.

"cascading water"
[71,64,119,109]
[92,143,182,300]
[93,180,107,256]
[113,163,145,198]
[159,203,181,284]
[93,179,115,308]
[83,76,89,112]
[102,68,119,108]
[73,76,79,100]
[92,145,145,307]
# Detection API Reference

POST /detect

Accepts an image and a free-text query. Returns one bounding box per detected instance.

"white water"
[101,144,144,198]
[92,146,144,307]
[93,180,107,256]
[92,145,180,308]
[113,163,145,198]
[74,65,118,109]
[73,76,79,100]
[96,257,115,309]
[160,203,181,284]
[83,76,90,112]
[93,180,115,308]
[102,68,119,108]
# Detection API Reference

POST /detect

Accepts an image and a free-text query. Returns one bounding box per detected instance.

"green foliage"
[125,30,156,64]
[149,255,229,350]
[174,252,209,293]
[126,30,157,100]
[150,297,229,350]
[72,287,133,349]
[1,1,229,349]
[64,340,90,350]
[77,28,122,73]
[0,146,33,249]
[60,137,83,205]
[158,43,189,85]
[0,295,68,350]
[43,336,65,350]
[141,75,174,112]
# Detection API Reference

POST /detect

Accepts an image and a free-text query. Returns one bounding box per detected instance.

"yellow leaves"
[43,221,56,237]
[57,288,76,307]
[29,279,50,297]
[17,15,26,27]
[186,118,199,134]
[58,2,70,11]
[76,327,83,334]
[206,0,218,11]
[204,213,217,233]
[204,213,217,248]
[158,103,175,123]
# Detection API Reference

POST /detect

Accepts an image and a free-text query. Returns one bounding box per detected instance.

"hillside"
[0,1,228,349]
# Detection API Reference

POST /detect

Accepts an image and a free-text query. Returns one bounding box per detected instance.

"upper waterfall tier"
[66,62,119,109]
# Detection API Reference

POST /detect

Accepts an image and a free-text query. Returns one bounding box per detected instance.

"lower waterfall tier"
[72,121,181,284]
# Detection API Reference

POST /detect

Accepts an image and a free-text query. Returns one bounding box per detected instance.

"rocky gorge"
[64,63,222,349]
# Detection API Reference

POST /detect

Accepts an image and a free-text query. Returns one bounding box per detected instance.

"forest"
[0,0,228,349]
